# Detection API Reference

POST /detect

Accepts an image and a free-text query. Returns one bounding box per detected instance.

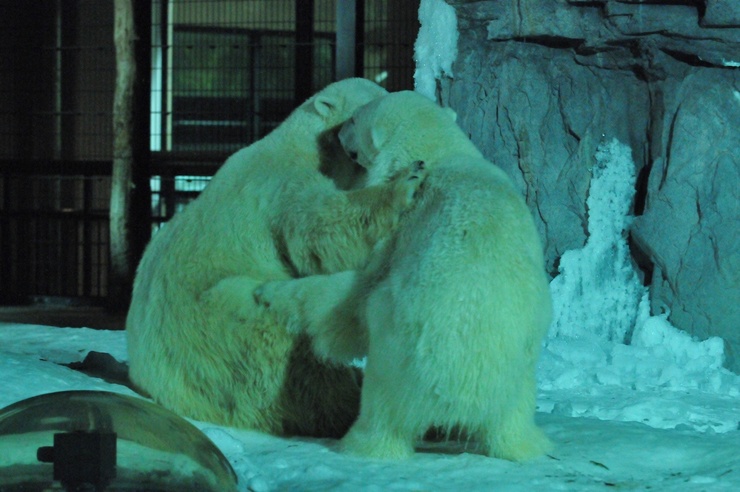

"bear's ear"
[444,107,457,122]
[313,95,338,118]
[370,124,388,150]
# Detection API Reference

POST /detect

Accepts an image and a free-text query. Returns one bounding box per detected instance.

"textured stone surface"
[633,69,740,370]
[442,38,650,274]
[441,0,740,371]
[702,0,740,28]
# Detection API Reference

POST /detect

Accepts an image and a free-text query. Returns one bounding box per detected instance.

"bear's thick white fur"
[255,91,553,459]
[126,79,425,437]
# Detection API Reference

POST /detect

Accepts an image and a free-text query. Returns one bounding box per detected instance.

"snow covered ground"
[0,323,738,491]
[1,140,738,490]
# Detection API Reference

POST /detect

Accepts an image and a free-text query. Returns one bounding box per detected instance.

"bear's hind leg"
[483,419,551,462]
[340,370,417,459]
[342,419,415,459]
[480,388,552,461]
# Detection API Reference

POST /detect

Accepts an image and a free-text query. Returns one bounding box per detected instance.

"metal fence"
[0,0,419,304]
[0,166,111,301]
[0,167,217,301]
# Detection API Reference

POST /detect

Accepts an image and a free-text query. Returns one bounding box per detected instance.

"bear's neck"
[258,128,320,169]
[262,113,324,169]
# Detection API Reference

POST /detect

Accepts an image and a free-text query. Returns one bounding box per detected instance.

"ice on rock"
[539,139,740,432]
[413,0,458,100]
[549,138,644,344]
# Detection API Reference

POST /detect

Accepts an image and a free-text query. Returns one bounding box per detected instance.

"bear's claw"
[403,160,427,203]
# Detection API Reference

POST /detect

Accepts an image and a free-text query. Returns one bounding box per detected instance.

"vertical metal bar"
[355,0,365,78]
[162,171,176,221]
[0,174,10,300]
[148,0,170,153]
[165,0,174,151]
[295,0,315,105]
[335,0,355,80]
[250,32,260,141]
[54,0,63,160]
[160,0,169,153]
[82,175,93,296]
[59,4,77,161]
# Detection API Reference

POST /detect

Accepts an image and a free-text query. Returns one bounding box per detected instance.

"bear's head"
[339,90,474,186]
[298,78,388,189]
[304,78,389,129]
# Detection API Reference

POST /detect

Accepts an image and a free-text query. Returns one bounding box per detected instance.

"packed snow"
[1,139,738,490]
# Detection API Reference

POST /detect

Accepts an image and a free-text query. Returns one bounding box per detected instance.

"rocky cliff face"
[438,0,739,371]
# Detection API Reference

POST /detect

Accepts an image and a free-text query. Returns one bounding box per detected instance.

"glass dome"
[0,391,238,491]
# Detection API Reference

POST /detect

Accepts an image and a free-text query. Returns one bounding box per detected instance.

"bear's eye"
[349,151,358,161]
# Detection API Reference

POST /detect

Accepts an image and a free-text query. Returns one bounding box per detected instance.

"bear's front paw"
[253,283,274,308]
[394,160,427,208]
[253,281,304,334]
[252,280,287,309]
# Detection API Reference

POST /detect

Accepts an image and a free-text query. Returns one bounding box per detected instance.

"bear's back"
[370,155,551,401]
[393,156,542,271]
[382,154,550,337]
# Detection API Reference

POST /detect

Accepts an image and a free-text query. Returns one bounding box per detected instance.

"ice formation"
[549,138,644,344]
[540,139,739,432]
[413,0,458,100]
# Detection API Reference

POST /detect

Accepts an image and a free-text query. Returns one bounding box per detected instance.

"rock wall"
[438,0,739,371]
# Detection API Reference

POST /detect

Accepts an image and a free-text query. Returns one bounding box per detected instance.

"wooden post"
[110,0,151,312]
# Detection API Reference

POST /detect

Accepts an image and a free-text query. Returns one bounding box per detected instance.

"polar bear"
[126,79,425,438]
[254,91,553,460]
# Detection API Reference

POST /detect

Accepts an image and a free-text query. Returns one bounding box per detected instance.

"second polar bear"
[255,91,553,460]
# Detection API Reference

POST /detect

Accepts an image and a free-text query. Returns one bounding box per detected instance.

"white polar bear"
[255,91,553,460]
[126,79,425,438]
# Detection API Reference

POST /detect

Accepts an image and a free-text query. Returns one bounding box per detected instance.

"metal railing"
[0,159,216,304]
